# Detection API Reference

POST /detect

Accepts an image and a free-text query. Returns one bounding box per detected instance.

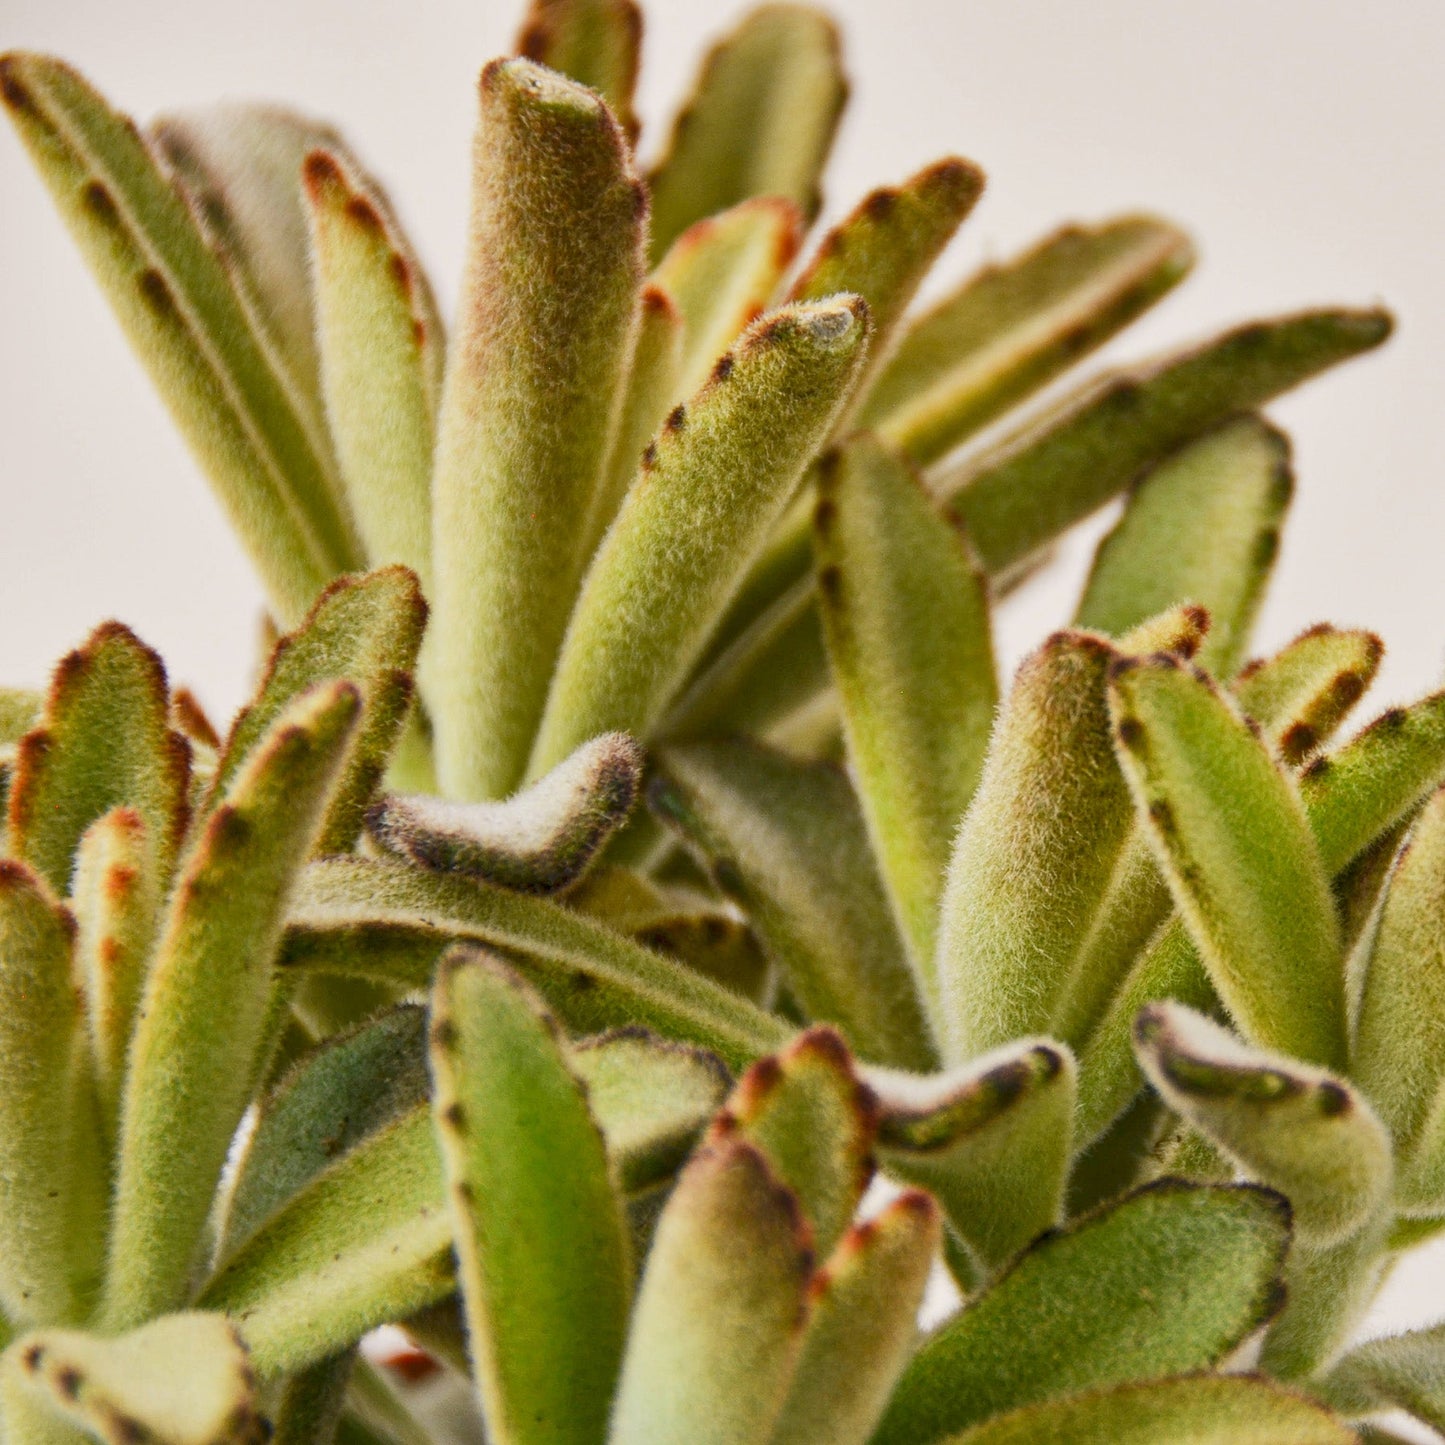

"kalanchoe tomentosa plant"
[2,0,1442,1440]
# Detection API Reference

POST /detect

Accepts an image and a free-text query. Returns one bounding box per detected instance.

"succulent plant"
[3,0,1445,1441]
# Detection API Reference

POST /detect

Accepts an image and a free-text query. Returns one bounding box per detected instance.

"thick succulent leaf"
[871,1181,1290,1445]
[9,622,189,897]
[1075,416,1292,677]
[652,197,803,401]
[1353,785,1445,1210]
[937,631,1135,1061]
[875,1039,1074,1275]
[935,1375,1357,1445]
[607,1137,814,1445]
[516,0,643,141]
[645,4,845,261]
[568,1027,731,1193]
[427,58,644,801]
[1235,625,1383,763]
[0,55,354,618]
[816,432,996,986]
[270,1351,355,1445]
[1,1314,263,1445]
[648,740,935,1069]
[71,807,159,1140]
[217,1005,430,1255]
[0,863,104,1328]
[429,950,630,1445]
[1134,1002,1391,1244]
[1109,655,1346,1067]
[717,1027,878,1258]
[212,567,425,853]
[1319,1322,1445,1433]
[366,733,642,894]
[791,156,984,390]
[303,151,439,591]
[105,683,361,1329]
[770,1191,939,1445]
[937,308,1392,577]
[284,857,789,1070]
[858,216,1193,465]
[631,911,771,1003]
[340,1360,436,1445]
[531,296,871,775]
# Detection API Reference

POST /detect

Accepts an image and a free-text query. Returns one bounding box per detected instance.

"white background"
[2,0,1444,1383]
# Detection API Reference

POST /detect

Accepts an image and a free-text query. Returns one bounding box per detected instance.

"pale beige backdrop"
[2,0,1443,1384]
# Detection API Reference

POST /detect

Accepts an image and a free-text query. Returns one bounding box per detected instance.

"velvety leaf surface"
[1320,1322,1445,1433]
[516,0,643,141]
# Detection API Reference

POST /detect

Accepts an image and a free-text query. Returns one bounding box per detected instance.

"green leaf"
[1319,1322,1445,1434]
[1234,624,1383,764]
[217,1005,430,1256]
[875,1039,1074,1275]
[871,1181,1290,1445]
[935,1375,1357,1445]
[0,55,354,619]
[1109,655,1346,1067]
[645,4,845,262]
[283,856,789,1071]
[429,950,631,1445]
[1,1314,263,1445]
[426,58,644,801]
[607,1136,814,1445]
[938,308,1392,577]
[270,1351,355,1445]
[653,196,803,402]
[104,682,361,1329]
[648,740,935,1069]
[303,151,440,593]
[937,631,1135,1062]
[858,216,1193,465]
[516,0,643,142]
[816,432,996,989]
[1134,1002,1391,1244]
[366,732,642,894]
[1075,416,1293,677]
[631,911,771,1004]
[770,1191,940,1445]
[0,863,104,1328]
[531,297,871,776]
[212,567,426,853]
[8,622,189,898]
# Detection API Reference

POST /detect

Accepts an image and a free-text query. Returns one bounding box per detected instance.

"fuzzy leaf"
[769,1191,939,1445]
[105,683,361,1328]
[938,308,1391,577]
[531,296,871,775]
[366,733,642,894]
[427,58,644,801]
[937,631,1135,1061]
[1,1314,263,1445]
[607,1137,814,1445]
[429,950,630,1445]
[1134,1002,1391,1244]
[645,4,844,261]
[212,567,425,853]
[9,622,189,897]
[270,1351,355,1445]
[815,432,996,988]
[871,1181,1290,1445]
[1319,1322,1445,1434]
[875,1039,1074,1275]
[653,197,803,401]
[0,55,354,618]
[516,0,643,141]
[218,1005,430,1255]
[936,1375,1357,1445]
[303,150,440,592]
[631,912,771,1003]
[858,216,1192,465]
[1109,655,1345,1067]
[1076,416,1292,676]
[648,740,935,1070]
[0,863,104,1328]
[284,857,788,1071]
[1235,624,1383,763]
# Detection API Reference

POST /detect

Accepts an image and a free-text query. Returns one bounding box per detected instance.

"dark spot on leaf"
[443,1101,466,1132]
[1317,1081,1351,1117]
[813,495,836,536]
[1116,716,1146,751]
[1148,799,1175,833]
[138,268,176,315]
[711,352,734,383]
[1279,722,1318,762]
[0,58,34,111]
[301,149,344,193]
[82,180,119,224]
[640,441,658,470]
[817,565,843,603]
[665,403,686,433]
[862,187,898,222]
[56,1366,81,1400]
